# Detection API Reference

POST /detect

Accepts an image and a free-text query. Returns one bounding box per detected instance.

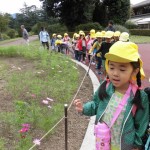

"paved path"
[0,35,38,47]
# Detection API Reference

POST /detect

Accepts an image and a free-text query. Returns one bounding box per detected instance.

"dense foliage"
[40,0,130,30]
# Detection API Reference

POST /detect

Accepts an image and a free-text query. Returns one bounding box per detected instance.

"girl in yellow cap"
[62,33,71,55]
[74,41,149,150]
[51,33,57,51]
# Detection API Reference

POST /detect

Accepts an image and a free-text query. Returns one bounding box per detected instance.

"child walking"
[74,41,149,150]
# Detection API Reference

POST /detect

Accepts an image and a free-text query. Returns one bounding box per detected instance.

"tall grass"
[0,41,79,149]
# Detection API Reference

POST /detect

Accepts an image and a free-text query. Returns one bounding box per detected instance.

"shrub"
[32,22,49,34]
[1,33,10,40]
[130,29,150,36]
[7,29,16,38]
[113,24,129,33]
[75,22,103,32]
[47,23,68,35]
[125,20,138,29]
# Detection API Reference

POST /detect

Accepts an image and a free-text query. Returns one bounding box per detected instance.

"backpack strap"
[131,83,138,116]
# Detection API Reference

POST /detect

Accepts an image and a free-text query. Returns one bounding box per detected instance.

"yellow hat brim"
[105,59,145,80]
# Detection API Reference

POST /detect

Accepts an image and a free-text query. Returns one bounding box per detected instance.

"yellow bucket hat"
[57,35,62,39]
[114,31,121,37]
[119,32,129,42]
[64,33,68,36]
[101,31,106,37]
[95,32,103,38]
[52,33,56,37]
[105,41,145,79]
[90,33,96,38]
[90,29,95,34]
[79,30,84,35]
[105,31,114,38]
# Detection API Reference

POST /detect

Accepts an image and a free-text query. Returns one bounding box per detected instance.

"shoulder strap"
[110,84,132,128]
[106,81,138,116]
[131,83,138,116]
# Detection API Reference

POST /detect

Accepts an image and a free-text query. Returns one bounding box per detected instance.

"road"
[0,35,38,47]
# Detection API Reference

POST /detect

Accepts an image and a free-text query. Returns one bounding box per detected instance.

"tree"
[103,0,130,25]
[40,0,96,31]
[0,13,10,33]
[93,1,107,26]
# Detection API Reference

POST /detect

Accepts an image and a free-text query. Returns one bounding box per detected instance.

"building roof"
[129,14,150,24]
[132,0,150,8]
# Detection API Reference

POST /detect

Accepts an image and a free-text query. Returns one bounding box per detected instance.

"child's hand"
[74,99,83,113]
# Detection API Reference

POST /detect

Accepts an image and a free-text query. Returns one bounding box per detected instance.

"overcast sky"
[0,0,146,14]
[0,0,42,14]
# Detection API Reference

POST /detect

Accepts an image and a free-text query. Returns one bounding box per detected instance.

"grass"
[130,35,150,44]
[0,41,79,149]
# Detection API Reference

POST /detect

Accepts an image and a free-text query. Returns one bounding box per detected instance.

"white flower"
[37,72,41,74]
[58,70,62,73]
[48,105,52,109]
[33,139,41,145]
[42,100,49,104]
[18,67,21,70]
[51,68,54,69]
[11,65,16,69]
[47,97,54,101]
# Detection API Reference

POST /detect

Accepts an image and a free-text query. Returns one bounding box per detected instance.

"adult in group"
[39,27,50,50]
[20,25,29,45]
[106,20,115,32]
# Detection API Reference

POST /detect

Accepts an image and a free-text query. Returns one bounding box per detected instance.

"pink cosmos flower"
[20,127,28,133]
[22,124,30,128]
[31,94,36,98]
[42,100,49,104]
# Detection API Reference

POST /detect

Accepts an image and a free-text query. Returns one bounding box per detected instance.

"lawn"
[130,35,150,44]
[0,41,79,149]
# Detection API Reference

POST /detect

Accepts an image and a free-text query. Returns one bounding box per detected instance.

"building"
[130,0,150,29]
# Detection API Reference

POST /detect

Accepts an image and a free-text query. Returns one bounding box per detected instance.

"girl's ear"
[131,68,140,80]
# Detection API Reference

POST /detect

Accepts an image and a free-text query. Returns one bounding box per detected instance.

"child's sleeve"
[133,91,149,147]
[83,89,100,116]
[89,42,96,54]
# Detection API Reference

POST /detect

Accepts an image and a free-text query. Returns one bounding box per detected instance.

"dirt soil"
[0,37,94,150]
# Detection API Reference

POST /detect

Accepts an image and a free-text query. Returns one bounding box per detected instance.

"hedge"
[130,29,150,36]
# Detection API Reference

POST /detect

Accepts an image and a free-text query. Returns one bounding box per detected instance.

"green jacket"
[83,83,149,149]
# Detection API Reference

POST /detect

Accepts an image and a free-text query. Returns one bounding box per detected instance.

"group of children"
[71,29,130,76]
[50,33,71,54]
[73,30,150,150]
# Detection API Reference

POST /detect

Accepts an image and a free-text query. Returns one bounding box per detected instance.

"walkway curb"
[72,60,100,150]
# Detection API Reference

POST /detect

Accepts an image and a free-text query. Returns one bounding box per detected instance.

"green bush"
[47,23,68,35]
[125,21,138,29]
[32,22,49,34]
[113,24,129,33]
[75,22,103,32]
[130,29,150,36]
[7,29,16,38]
[1,33,10,40]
